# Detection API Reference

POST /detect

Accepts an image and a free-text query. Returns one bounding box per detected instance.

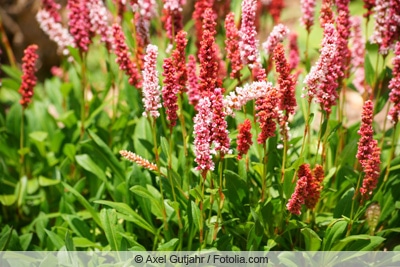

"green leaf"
[0,194,17,206]
[63,144,76,161]
[190,200,201,232]
[333,188,355,218]
[44,229,64,250]
[224,170,248,209]
[29,131,48,142]
[62,182,102,229]
[94,200,155,234]
[75,154,107,181]
[331,235,385,251]
[0,225,13,250]
[73,237,102,249]
[157,238,179,251]
[39,176,60,187]
[19,233,33,251]
[1,65,22,81]
[100,209,121,251]
[364,55,374,87]
[87,130,125,183]
[65,231,75,251]
[322,220,348,251]
[301,228,322,251]
[61,215,92,240]
[130,185,163,218]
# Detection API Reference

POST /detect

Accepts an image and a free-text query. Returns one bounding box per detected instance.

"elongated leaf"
[100,209,121,251]
[62,182,102,229]
[61,215,92,240]
[364,55,374,86]
[65,231,75,251]
[301,228,321,251]
[322,220,348,251]
[75,154,107,181]
[0,226,13,251]
[44,229,64,250]
[190,200,201,232]
[72,237,102,249]
[94,200,155,234]
[130,185,163,218]
[87,130,125,183]
[331,235,385,251]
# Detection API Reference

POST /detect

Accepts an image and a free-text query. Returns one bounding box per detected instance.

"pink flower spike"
[238,0,260,67]
[287,164,312,215]
[194,97,214,174]
[88,0,113,51]
[388,42,400,124]
[19,45,39,108]
[305,165,324,209]
[112,23,142,88]
[36,9,76,56]
[162,0,185,39]
[237,119,253,159]
[256,87,279,144]
[67,0,92,52]
[120,150,158,172]
[142,44,161,118]
[186,55,200,107]
[211,88,232,156]
[288,33,300,71]
[41,0,62,23]
[363,0,375,21]
[162,57,179,128]
[262,24,290,56]
[171,31,188,93]
[357,100,381,199]
[225,12,243,79]
[300,0,316,33]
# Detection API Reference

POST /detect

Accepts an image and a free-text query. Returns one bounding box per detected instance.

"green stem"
[383,123,399,183]
[80,52,87,140]
[199,171,206,247]
[20,108,25,176]
[178,94,188,156]
[261,143,267,202]
[0,18,16,68]
[280,127,288,183]
[151,118,169,237]
[214,155,225,240]
[347,172,363,236]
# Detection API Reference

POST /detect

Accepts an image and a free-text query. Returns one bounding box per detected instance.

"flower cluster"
[198,8,219,97]
[363,0,375,20]
[350,16,369,95]
[335,0,351,79]
[88,0,113,50]
[193,0,213,48]
[357,100,381,198]
[67,0,93,52]
[224,81,274,116]
[237,119,253,160]
[19,45,39,108]
[238,0,260,67]
[112,24,142,87]
[300,0,316,32]
[120,150,158,171]
[162,0,185,39]
[287,164,324,215]
[41,0,61,22]
[162,58,179,128]
[210,88,231,156]
[320,0,334,28]
[256,87,279,144]
[225,12,242,79]
[36,9,75,56]
[303,24,341,114]
[142,44,161,118]
[389,42,400,124]
[262,24,289,56]
[268,0,284,24]
[273,43,297,116]
[194,97,214,174]
[186,55,200,106]
[288,33,300,71]
[171,31,188,93]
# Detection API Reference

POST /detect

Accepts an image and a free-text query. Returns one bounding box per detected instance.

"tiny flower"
[388,42,400,124]
[142,44,162,118]
[262,24,289,56]
[120,150,158,171]
[225,12,243,79]
[194,97,215,174]
[363,0,375,21]
[19,45,39,108]
[300,0,316,33]
[256,87,279,144]
[237,119,253,159]
[112,23,142,87]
